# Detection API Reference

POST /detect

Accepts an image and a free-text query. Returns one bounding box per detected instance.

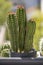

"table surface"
[0,57,43,65]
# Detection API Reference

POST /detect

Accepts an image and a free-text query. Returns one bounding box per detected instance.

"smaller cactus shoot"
[1,49,10,57]
[24,19,36,52]
[7,12,19,52]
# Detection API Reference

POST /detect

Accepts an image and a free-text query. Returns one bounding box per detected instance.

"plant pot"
[11,49,36,58]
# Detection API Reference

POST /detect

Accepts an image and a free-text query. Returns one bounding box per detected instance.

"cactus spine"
[16,6,27,52]
[7,12,18,52]
[24,19,36,52]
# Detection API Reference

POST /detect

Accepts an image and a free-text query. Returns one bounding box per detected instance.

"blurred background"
[0,0,43,57]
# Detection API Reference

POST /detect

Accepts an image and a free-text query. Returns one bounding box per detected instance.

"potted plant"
[7,5,36,57]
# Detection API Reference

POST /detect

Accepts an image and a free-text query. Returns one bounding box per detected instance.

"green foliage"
[0,0,12,25]
[0,43,11,51]
[1,49,10,57]
[32,10,43,51]
[0,43,11,57]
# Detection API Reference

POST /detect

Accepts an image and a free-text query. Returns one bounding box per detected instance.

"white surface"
[41,0,43,13]
[0,57,22,60]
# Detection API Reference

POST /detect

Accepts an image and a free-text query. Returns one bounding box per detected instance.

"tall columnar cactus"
[24,19,36,52]
[16,5,27,52]
[7,12,19,52]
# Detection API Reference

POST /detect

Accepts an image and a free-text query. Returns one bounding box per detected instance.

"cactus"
[6,5,36,54]
[1,49,10,57]
[3,44,10,50]
[24,19,36,52]
[7,12,18,52]
[16,5,27,52]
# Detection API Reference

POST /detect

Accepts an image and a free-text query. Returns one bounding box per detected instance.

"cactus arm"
[12,14,19,52]
[7,14,16,51]
[7,13,19,52]
[24,20,36,52]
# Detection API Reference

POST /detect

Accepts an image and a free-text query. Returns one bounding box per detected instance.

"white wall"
[41,0,43,13]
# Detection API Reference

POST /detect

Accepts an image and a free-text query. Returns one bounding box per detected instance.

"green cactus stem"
[16,5,27,52]
[24,19,36,52]
[7,12,18,52]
